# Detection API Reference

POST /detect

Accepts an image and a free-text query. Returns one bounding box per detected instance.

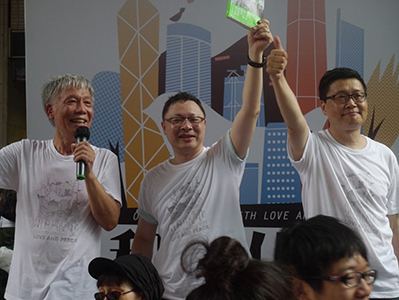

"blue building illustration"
[223,66,265,127]
[335,9,364,76]
[240,163,259,204]
[261,123,301,204]
[165,23,212,106]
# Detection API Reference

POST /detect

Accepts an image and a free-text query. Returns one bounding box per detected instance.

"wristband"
[247,55,266,68]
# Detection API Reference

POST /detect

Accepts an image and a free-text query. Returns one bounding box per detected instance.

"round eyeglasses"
[306,269,377,288]
[164,116,205,127]
[324,93,367,104]
[94,289,135,300]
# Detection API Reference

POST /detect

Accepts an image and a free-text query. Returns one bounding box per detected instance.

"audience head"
[162,92,206,120]
[274,215,375,300]
[89,254,164,300]
[41,74,94,126]
[318,67,367,101]
[182,236,295,300]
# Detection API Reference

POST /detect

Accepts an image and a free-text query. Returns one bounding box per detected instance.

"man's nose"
[345,97,357,107]
[180,118,193,129]
[75,100,87,112]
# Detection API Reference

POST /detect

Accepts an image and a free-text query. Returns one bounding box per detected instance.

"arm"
[73,141,120,231]
[266,36,309,161]
[131,217,157,260]
[85,172,121,231]
[230,19,273,159]
[388,214,399,260]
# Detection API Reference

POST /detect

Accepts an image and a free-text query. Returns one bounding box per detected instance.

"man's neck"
[170,147,204,165]
[53,137,74,156]
[328,127,366,149]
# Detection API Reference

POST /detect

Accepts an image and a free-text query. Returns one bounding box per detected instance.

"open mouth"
[72,119,87,124]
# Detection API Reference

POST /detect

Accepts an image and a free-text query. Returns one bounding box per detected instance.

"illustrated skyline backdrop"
[24,0,399,258]
[88,0,399,211]
[24,0,399,222]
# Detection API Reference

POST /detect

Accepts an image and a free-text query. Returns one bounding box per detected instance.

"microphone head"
[74,126,90,140]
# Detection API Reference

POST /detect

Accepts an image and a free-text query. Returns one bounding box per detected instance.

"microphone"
[74,126,90,180]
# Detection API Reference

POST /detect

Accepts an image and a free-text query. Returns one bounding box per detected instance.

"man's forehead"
[328,78,364,91]
[58,86,92,97]
[166,100,203,114]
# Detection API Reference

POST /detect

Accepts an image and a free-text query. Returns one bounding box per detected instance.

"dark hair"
[89,254,164,300]
[274,214,368,292]
[96,269,131,288]
[182,236,295,300]
[162,92,206,119]
[96,270,145,299]
[318,67,367,101]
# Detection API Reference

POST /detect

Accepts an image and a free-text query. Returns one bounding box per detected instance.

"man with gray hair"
[0,74,121,299]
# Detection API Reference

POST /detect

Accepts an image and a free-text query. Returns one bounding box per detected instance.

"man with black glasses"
[131,19,273,300]
[267,37,399,299]
[275,215,376,300]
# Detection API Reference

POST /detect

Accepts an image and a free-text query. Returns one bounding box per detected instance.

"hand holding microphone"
[74,126,91,180]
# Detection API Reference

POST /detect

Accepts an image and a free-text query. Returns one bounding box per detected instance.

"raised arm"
[230,19,273,159]
[266,36,309,161]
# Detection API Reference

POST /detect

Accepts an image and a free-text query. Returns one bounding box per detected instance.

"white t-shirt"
[138,131,249,300]
[0,139,121,300]
[289,129,399,298]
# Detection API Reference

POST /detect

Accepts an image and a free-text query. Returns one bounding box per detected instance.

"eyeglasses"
[306,269,377,288]
[94,289,135,300]
[324,92,367,104]
[164,116,205,127]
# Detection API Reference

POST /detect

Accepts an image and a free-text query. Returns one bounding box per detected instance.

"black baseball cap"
[89,254,164,300]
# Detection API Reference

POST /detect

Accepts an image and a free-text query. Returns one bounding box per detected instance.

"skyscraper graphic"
[257,0,328,205]
[335,9,364,77]
[261,123,301,204]
[286,0,327,114]
[118,0,169,207]
[223,66,265,127]
[165,23,212,106]
[240,163,259,204]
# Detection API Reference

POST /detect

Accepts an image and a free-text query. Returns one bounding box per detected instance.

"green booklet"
[226,0,264,30]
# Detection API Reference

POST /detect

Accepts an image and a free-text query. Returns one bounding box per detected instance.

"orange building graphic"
[286,0,327,115]
[118,0,169,208]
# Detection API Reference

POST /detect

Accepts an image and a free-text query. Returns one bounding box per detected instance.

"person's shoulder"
[364,135,388,148]
[8,138,50,149]
[92,145,117,156]
[91,147,122,168]
[146,159,169,173]
[313,129,328,138]
[208,132,228,152]
[313,129,338,146]
[141,160,171,183]
[364,136,396,154]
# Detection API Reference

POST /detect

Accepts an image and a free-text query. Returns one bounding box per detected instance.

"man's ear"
[320,99,328,116]
[46,103,54,120]
[293,278,316,300]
